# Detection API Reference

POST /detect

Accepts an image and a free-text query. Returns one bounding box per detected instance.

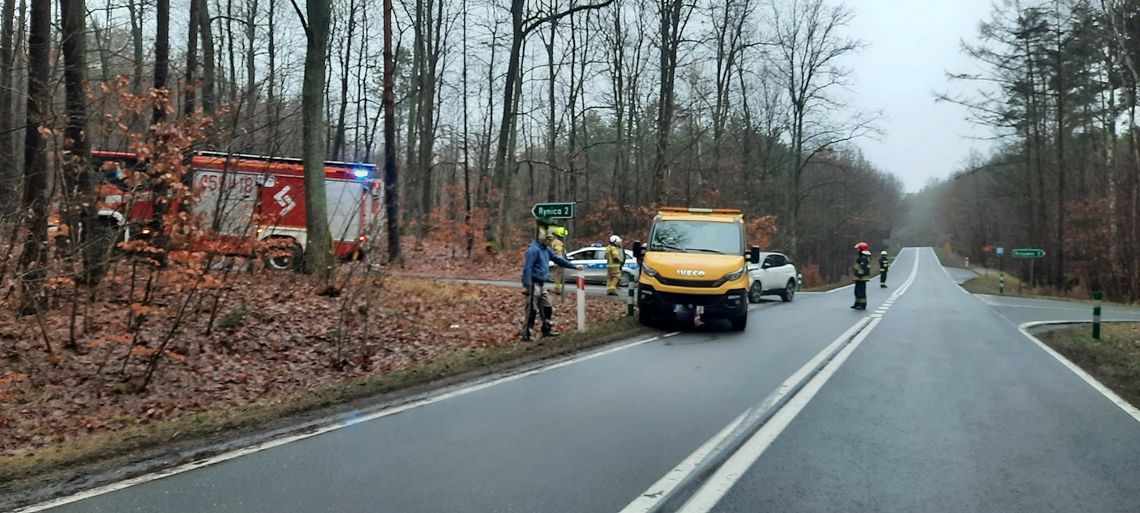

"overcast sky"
[844,0,998,192]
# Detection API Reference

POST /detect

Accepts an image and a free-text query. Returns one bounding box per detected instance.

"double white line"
[623,248,923,513]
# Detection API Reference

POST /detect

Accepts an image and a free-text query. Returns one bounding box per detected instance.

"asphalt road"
[19,248,1140,512]
[702,248,1140,512]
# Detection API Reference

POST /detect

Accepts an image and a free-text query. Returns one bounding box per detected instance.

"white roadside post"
[577,269,586,332]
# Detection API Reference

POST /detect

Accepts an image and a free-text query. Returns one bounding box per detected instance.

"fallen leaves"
[0,268,627,456]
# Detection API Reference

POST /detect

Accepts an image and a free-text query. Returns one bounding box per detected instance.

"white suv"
[747,252,797,303]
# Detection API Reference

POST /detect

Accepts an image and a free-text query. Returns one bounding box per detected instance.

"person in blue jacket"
[522,231,583,341]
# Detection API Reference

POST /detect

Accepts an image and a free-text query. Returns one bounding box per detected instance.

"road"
[19,248,1140,513]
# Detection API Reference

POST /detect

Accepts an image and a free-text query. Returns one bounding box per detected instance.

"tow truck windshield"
[649,220,743,255]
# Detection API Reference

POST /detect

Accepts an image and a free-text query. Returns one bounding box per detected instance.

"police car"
[550,244,640,285]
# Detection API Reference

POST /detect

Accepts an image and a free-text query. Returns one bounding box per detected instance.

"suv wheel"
[780,279,795,302]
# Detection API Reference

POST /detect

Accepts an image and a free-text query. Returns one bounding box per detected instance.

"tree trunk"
[417,0,442,240]
[545,19,558,202]
[185,0,200,116]
[0,0,16,205]
[154,0,170,125]
[127,0,144,132]
[653,0,684,204]
[300,0,335,280]
[383,0,401,263]
[200,0,216,114]
[61,0,106,286]
[226,0,237,104]
[267,0,277,139]
[18,0,50,315]
[491,0,524,246]
[331,0,355,160]
[245,0,258,143]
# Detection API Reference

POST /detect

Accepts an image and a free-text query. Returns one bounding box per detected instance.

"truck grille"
[655,276,723,288]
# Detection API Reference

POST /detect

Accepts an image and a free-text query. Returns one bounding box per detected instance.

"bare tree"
[652,0,693,203]
[490,0,615,244]
[186,0,201,116]
[60,0,107,285]
[770,0,870,256]
[292,0,336,280]
[154,0,170,125]
[201,0,217,114]
[0,0,16,204]
[18,0,50,315]
[384,0,401,263]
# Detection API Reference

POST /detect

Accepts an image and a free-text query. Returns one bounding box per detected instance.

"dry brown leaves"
[0,263,625,455]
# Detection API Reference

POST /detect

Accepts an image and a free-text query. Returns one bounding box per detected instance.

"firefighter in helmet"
[879,250,890,288]
[605,235,625,296]
[852,242,871,310]
[550,226,569,294]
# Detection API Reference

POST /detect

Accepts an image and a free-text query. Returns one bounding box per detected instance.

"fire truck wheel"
[265,240,304,271]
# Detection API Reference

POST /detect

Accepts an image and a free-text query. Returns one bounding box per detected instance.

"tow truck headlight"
[723,266,746,282]
[642,263,658,277]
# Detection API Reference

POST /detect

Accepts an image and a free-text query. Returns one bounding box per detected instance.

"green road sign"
[532,202,575,219]
[1012,248,1046,258]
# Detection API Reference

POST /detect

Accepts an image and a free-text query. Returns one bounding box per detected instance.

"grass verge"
[0,317,649,509]
[1035,323,1140,409]
[962,273,1026,296]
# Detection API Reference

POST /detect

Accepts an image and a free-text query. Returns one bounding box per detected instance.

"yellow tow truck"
[633,207,760,331]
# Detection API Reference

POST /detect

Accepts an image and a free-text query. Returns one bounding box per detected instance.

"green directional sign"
[532,202,575,219]
[1012,248,1046,259]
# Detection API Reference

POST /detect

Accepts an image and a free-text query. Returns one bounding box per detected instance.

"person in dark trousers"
[852,241,871,310]
[879,250,891,288]
[521,232,583,341]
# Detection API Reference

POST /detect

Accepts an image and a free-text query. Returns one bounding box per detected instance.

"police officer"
[550,226,569,294]
[879,250,890,288]
[852,242,871,310]
[521,231,583,341]
[605,235,625,296]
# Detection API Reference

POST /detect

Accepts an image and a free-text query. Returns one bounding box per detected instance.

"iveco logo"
[676,269,706,277]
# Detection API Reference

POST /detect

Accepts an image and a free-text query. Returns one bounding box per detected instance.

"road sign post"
[627,280,635,317]
[577,270,586,333]
[1093,291,1102,340]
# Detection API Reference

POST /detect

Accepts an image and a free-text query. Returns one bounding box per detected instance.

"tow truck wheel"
[638,306,654,327]
[730,313,748,331]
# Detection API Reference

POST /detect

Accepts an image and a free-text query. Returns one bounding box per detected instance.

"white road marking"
[624,249,923,513]
[619,411,749,513]
[618,317,873,513]
[13,330,682,513]
[677,317,884,513]
[1018,321,1140,425]
[826,283,854,294]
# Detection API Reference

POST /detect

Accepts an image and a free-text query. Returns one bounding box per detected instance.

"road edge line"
[12,330,679,513]
[1018,320,1140,424]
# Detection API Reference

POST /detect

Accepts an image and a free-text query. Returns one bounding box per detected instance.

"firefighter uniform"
[551,227,568,294]
[605,235,624,295]
[852,242,871,310]
[879,251,890,288]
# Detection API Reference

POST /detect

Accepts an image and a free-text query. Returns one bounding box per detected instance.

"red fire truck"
[88,149,382,270]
